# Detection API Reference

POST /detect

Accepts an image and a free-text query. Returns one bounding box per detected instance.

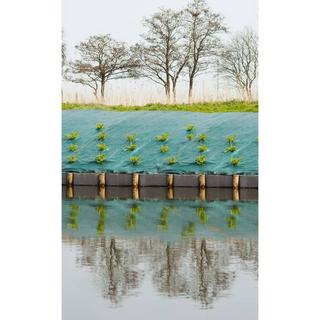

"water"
[62,199,258,320]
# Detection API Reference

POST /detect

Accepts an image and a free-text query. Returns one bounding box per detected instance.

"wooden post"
[66,173,73,187]
[233,188,240,201]
[132,187,139,200]
[98,173,105,187]
[167,174,174,188]
[99,186,106,200]
[233,175,240,190]
[167,187,174,200]
[199,188,206,201]
[66,186,73,199]
[199,174,206,190]
[133,173,139,189]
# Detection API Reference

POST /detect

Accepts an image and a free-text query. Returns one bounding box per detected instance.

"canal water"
[62,199,258,320]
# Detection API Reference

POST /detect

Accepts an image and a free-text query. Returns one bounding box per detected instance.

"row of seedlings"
[225,135,242,166]
[155,131,177,166]
[66,131,80,163]
[96,123,107,164]
[125,133,141,165]
[67,203,241,233]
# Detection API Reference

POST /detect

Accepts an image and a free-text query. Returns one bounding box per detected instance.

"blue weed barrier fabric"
[62,199,258,241]
[62,110,258,174]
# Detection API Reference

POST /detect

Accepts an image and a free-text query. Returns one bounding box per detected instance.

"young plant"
[95,123,105,130]
[130,156,141,165]
[186,133,195,141]
[156,132,170,142]
[167,156,177,165]
[224,145,237,153]
[95,154,106,164]
[197,207,208,224]
[97,132,107,141]
[97,143,108,151]
[226,135,237,145]
[65,131,79,140]
[197,133,207,142]
[186,124,195,132]
[230,157,241,166]
[195,155,207,165]
[67,155,77,163]
[230,206,241,215]
[69,144,78,152]
[125,143,137,151]
[127,133,137,143]
[181,222,196,237]
[160,145,169,153]
[197,145,208,153]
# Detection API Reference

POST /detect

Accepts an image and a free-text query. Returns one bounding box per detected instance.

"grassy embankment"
[62,100,258,113]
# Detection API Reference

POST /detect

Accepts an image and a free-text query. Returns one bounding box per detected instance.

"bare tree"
[219,28,258,101]
[184,0,226,102]
[133,8,189,103]
[66,35,137,101]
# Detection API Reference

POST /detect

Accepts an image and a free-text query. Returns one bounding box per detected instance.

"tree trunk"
[172,82,177,104]
[100,79,105,100]
[165,83,171,104]
[188,78,194,104]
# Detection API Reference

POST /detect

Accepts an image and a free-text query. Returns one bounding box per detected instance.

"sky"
[62,0,258,103]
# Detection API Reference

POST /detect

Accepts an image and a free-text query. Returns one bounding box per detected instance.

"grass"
[225,145,237,153]
[160,145,169,153]
[65,131,79,140]
[186,133,195,141]
[67,155,77,163]
[197,133,207,142]
[167,156,177,165]
[198,145,208,152]
[127,133,137,143]
[95,123,105,130]
[125,143,137,151]
[230,157,242,166]
[226,135,237,144]
[156,132,170,142]
[97,143,108,151]
[97,132,107,141]
[195,155,207,165]
[130,156,141,165]
[95,154,106,164]
[62,100,258,113]
[186,124,195,131]
[69,144,78,152]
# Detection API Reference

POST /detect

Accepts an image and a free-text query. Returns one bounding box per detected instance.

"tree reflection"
[63,236,258,308]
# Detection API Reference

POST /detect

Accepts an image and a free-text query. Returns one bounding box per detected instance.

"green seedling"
[158,207,171,231]
[186,133,195,141]
[197,207,208,224]
[195,155,207,165]
[130,204,141,215]
[67,155,77,163]
[226,135,237,144]
[130,156,141,165]
[226,214,237,230]
[127,133,137,143]
[156,132,170,142]
[97,143,108,151]
[230,206,241,215]
[186,124,195,132]
[68,204,80,230]
[95,154,106,164]
[95,205,106,234]
[167,156,177,165]
[95,123,105,130]
[230,157,241,166]
[181,222,196,237]
[126,213,137,229]
[125,143,137,151]
[160,145,169,153]
[224,145,237,153]
[65,131,79,140]
[197,133,207,142]
[97,132,107,141]
[198,145,208,153]
[69,144,78,152]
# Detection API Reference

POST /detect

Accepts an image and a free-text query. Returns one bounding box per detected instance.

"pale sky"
[62,0,258,104]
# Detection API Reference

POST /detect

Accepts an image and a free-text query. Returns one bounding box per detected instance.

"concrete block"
[139,187,167,200]
[173,174,199,187]
[62,172,67,185]
[206,175,233,188]
[106,187,132,199]
[239,175,258,189]
[139,174,167,187]
[106,173,133,186]
[174,187,199,200]
[206,188,233,201]
[239,188,258,201]
[73,173,100,186]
